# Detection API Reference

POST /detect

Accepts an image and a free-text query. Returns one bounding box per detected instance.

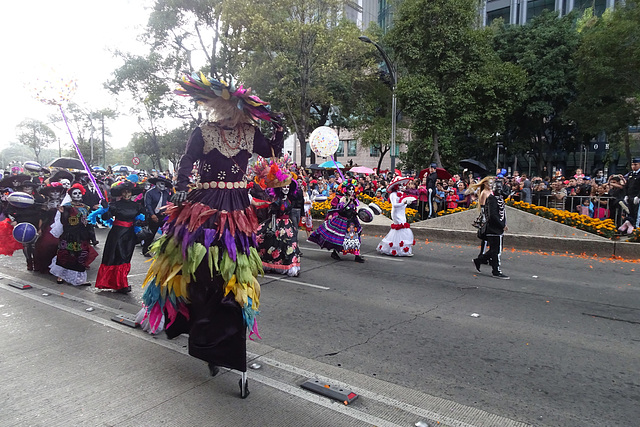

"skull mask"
[156,182,166,191]
[281,186,290,196]
[70,189,83,202]
[60,179,71,189]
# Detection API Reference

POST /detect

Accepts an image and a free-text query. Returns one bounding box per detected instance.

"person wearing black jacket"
[619,157,640,234]
[424,163,438,219]
[473,179,509,279]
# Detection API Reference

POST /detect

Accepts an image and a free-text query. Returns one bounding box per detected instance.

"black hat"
[0,174,31,188]
[39,183,66,196]
[110,181,143,197]
[49,169,74,183]
[148,176,173,187]
[632,157,640,164]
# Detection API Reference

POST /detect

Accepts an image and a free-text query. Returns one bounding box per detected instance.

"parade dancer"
[308,183,365,262]
[256,184,300,276]
[473,178,509,279]
[377,176,415,257]
[136,73,284,398]
[49,184,98,285]
[34,183,66,273]
[424,163,438,219]
[95,182,146,293]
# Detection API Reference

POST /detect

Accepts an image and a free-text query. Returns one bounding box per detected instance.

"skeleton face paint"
[60,179,71,189]
[398,184,406,192]
[156,182,166,191]
[121,190,132,200]
[70,189,83,202]
[281,186,289,195]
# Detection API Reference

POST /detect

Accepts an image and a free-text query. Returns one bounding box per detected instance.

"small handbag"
[471,211,486,229]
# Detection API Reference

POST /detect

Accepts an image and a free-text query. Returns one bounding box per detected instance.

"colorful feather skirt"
[138,200,264,339]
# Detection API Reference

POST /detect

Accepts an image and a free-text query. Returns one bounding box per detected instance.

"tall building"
[483,0,617,26]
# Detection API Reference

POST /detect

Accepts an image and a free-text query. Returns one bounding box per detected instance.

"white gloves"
[619,201,630,214]
[635,197,640,205]
[171,191,187,204]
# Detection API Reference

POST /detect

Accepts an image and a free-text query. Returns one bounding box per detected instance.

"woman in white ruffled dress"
[377,176,415,257]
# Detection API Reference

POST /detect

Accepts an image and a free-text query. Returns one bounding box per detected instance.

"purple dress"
[139,122,283,372]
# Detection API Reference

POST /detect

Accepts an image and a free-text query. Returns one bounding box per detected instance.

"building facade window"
[347,140,357,156]
[487,6,510,25]
[335,141,344,156]
[370,146,380,157]
[306,143,311,158]
[526,0,556,21]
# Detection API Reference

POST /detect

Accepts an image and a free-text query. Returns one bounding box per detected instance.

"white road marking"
[262,275,330,290]
[300,245,406,262]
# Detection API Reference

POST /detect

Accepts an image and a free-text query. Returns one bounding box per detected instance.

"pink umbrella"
[349,166,375,174]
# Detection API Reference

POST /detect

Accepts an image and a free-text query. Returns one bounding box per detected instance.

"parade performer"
[300,181,314,238]
[5,180,44,270]
[377,176,415,257]
[136,73,284,398]
[34,183,66,273]
[95,182,146,293]
[256,184,300,276]
[473,178,509,279]
[308,183,365,262]
[142,175,173,256]
[50,184,98,285]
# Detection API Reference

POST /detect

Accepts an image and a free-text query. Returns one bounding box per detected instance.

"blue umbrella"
[92,166,106,172]
[319,160,344,169]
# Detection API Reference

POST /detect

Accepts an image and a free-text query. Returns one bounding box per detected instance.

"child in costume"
[376,176,415,256]
[136,73,284,398]
[308,183,364,262]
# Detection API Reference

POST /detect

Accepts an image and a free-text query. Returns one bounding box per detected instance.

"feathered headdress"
[248,154,293,189]
[174,72,282,125]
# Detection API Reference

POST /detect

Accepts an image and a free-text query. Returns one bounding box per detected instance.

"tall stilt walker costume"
[377,176,416,256]
[136,73,284,398]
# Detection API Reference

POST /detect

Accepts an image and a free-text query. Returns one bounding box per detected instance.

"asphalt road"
[1,227,638,426]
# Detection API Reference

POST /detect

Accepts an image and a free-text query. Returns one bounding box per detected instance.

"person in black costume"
[619,157,640,234]
[142,176,173,256]
[6,180,45,271]
[473,178,509,279]
[424,163,438,219]
[95,182,145,293]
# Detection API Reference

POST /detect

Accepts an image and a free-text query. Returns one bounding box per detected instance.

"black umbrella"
[459,158,488,176]
[308,163,324,170]
[48,157,85,170]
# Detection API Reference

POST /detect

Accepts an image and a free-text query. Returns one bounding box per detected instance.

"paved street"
[1,227,639,426]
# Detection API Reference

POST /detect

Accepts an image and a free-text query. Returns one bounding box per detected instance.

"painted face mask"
[60,179,71,189]
[70,189,83,202]
[281,186,290,195]
[156,182,166,191]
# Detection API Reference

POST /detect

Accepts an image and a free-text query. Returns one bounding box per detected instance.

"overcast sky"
[0,0,152,154]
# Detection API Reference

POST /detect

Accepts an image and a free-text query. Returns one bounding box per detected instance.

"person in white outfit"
[376,176,415,257]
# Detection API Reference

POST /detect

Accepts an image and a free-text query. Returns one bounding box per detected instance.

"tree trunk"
[432,129,442,168]
[624,131,631,171]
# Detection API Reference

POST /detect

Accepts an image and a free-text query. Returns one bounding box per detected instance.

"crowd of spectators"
[292,165,635,226]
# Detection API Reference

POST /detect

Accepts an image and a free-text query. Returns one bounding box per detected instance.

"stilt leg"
[239,371,250,398]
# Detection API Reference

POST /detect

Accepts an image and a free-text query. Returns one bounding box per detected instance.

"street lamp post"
[359,36,397,174]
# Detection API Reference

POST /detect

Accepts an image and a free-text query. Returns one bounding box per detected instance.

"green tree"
[387,0,525,172]
[493,11,580,175]
[15,119,56,163]
[226,0,371,167]
[568,3,640,168]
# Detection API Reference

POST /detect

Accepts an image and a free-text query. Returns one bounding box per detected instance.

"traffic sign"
[132,156,140,165]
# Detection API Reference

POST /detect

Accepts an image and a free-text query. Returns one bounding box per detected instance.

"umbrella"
[113,165,134,173]
[92,166,106,172]
[349,166,375,174]
[419,167,452,180]
[308,163,324,170]
[48,157,85,170]
[459,158,488,176]
[319,160,344,169]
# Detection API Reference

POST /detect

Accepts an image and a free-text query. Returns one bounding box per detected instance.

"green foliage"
[225,0,371,166]
[15,119,56,163]
[387,0,525,171]
[568,2,640,148]
[492,11,580,172]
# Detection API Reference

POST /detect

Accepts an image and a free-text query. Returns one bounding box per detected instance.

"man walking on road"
[474,178,509,279]
[425,163,438,219]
